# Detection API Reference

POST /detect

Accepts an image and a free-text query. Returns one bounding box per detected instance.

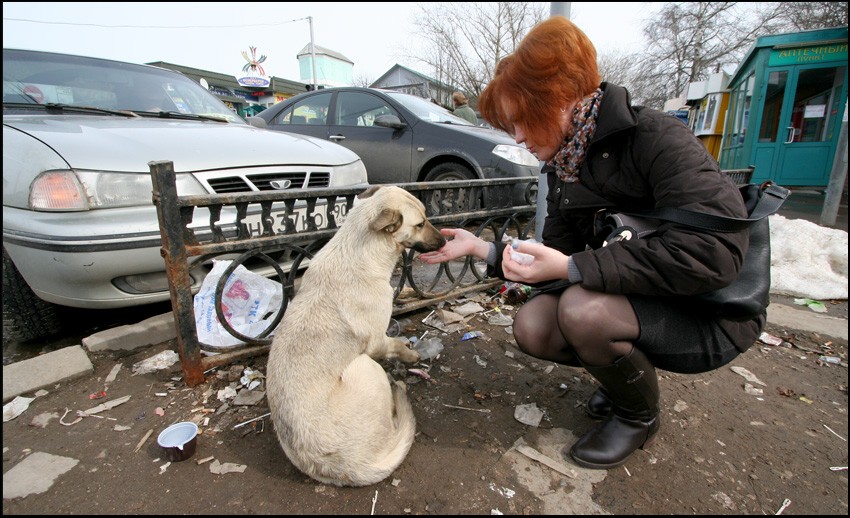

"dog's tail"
[364,380,416,483]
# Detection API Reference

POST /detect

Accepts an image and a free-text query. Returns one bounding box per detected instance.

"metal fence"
[150,161,753,386]
[150,160,538,386]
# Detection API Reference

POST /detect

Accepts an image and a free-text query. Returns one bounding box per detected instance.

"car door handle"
[329,135,345,141]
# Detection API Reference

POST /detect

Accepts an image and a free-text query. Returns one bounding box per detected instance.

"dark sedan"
[254,87,540,204]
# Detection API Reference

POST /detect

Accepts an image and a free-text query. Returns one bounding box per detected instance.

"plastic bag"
[194,260,282,348]
[412,336,444,360]
[501,235,536,265]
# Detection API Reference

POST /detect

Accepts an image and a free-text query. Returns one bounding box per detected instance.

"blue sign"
[237,77,270,87]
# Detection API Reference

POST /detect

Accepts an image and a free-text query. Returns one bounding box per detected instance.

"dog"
[265,185,446,487]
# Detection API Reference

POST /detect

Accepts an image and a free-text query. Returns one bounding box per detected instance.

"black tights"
[512,285,639,366]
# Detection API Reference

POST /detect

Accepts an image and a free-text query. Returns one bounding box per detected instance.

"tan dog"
[266,185,446,487]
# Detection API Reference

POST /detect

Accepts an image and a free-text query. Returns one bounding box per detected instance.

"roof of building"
[371,63,456,91]
[296,44,353,64]
[146,61,309,98]
[729,25,847,85]
[146,61,240,85]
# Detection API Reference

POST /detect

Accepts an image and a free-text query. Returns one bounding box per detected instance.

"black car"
[255,87,540,205]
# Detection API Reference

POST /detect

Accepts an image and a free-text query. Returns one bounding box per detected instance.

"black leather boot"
[567,347,660,469]
[557,346,612,419]
[586,387,613,419]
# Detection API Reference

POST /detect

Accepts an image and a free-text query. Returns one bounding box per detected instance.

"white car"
[2,48,368,343]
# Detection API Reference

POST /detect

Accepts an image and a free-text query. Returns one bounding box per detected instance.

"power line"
[2,16,308,29]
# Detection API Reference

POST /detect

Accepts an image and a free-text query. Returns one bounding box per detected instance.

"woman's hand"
[502,240,571,284]
[418,228,489,263]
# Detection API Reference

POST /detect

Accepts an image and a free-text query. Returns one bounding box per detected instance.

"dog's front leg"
[367,336,420,364]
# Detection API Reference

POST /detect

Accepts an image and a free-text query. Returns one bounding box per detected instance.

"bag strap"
[621,182,790,233]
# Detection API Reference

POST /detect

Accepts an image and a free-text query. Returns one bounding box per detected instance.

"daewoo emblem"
[270,180,292,190]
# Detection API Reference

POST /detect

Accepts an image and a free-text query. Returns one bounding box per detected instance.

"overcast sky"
[3,2,659,83]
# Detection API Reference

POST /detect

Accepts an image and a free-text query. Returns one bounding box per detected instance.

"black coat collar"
[592,83,639,144]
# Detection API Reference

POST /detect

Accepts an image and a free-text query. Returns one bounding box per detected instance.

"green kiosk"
[719,27,847,186]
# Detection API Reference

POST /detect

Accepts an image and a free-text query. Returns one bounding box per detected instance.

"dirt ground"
[3,292,848,515]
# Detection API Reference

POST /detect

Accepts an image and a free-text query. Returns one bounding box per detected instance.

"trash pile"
[384,282,571,428]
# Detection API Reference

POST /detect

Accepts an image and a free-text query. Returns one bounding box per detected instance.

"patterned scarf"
[547,88,604,183]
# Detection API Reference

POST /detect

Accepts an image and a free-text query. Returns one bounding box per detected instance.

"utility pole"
[536,3,572,238]
[308,16,318,91]
[550,2,571,18]
[820,101,848,227]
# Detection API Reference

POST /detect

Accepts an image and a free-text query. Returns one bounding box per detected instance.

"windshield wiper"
[42,103,140,118]
[148,111,229,123]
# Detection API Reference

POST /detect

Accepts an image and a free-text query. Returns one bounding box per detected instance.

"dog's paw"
[399,348,421,364]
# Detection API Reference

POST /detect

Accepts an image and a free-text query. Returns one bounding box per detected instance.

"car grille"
[206,171,332,193]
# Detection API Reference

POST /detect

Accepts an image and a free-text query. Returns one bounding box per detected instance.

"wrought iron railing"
[151,161,753,386]
[150,160,538,386]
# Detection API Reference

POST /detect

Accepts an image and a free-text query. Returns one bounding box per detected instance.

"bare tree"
[629,2,786,108]
[597,49,639,90]
[352,73,374,88]
[775,1,848,31]
[411,1,846,113]
[412,2,548,106]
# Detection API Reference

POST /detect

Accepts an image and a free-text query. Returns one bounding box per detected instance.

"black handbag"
[595,182,791,321]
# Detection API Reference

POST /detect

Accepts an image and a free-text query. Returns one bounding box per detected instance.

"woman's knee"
[555,288,637,351]
[513,325,540,353]
[555,288,604,339]
[513,312,548,356]
[513,296,559,357]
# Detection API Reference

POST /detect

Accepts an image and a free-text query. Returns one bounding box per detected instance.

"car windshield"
[385,91,474,126]
[2,49,244,123]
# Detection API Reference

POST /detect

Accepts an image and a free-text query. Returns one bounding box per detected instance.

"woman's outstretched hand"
[418,228,490,263]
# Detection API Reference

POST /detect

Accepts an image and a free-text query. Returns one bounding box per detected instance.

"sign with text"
[769,43,847,66]
[237,77,270,88]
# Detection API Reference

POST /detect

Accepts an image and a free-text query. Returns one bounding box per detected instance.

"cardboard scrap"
[515,444,578,479]
[83,395,131,415]
[210,459,247,474]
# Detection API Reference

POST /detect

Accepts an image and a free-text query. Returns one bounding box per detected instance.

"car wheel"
[423,162,476,183]
[2,247,65,346]
[423,163,478,214]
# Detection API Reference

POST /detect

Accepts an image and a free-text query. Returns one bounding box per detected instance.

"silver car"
[2,48,368,343]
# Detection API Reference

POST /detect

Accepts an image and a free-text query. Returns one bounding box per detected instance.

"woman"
[451,91,479,125]
[419,16,764,470]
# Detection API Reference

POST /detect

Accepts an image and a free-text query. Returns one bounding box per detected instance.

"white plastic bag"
[194,260,282,348]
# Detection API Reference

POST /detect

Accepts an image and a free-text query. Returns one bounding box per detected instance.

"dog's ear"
[357,185,382,200]
[371,208,402,234]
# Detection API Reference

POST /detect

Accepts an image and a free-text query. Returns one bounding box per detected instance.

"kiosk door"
[757,64,847,185]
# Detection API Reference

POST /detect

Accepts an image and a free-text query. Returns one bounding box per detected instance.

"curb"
[766,303,848,340]
[82,312,177,352]
[2,345,94,403]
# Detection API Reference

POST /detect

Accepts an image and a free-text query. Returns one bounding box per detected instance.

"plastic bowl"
[157,422,198,462]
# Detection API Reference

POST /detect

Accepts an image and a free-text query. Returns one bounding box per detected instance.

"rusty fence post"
[150,160,205,386]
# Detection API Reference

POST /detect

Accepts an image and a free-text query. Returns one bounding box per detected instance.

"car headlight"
[329,159,368,187]
[492,144,540,167]
[29,170,207,211]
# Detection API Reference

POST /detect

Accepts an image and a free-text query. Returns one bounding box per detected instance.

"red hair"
[479,16,601,148]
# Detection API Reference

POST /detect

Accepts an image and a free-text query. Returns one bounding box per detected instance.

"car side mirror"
[373,114,405,130]
[247,116,268,129]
